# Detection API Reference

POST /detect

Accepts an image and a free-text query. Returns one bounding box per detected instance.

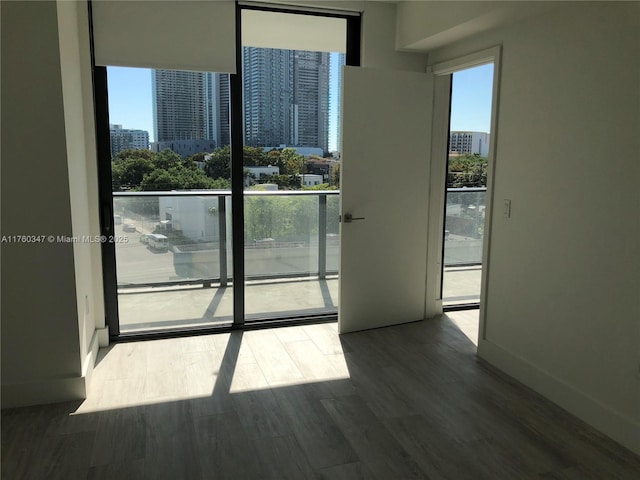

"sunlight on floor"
[446,309,479,346]
[75,322,350,413]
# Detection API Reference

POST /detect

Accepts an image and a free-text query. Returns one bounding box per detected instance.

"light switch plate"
[503,199,511,218]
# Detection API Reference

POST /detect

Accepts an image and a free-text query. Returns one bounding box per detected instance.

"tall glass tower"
[152,70,230,148]
[152,69,207,142]
[242,47,330,153]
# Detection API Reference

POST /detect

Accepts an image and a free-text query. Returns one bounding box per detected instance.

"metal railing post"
[318,193,327,279]
[218,195,228,287]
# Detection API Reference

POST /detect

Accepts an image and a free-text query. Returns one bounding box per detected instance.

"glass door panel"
[241,10,346,321]
[442,63,494,306]
[106,66,233,332]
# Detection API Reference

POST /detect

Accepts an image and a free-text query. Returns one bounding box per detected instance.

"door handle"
[342,213,365,223]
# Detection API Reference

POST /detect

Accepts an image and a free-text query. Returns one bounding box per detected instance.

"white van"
[147,234,169,251]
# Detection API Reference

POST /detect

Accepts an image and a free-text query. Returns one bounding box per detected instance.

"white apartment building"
[109,124,149,158]
[449,131,490,156]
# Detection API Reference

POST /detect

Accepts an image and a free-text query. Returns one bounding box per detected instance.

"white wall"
[396,1,561,52]
[360,1,426,71]
[56,0,106,376]
[428,2,640,454]
[1,0,104,408]
[1,0,85,406]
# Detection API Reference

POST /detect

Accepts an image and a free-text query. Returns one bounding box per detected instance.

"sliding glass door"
[104,67,234,333]
[93,3,359,337]
[240,8,347,321]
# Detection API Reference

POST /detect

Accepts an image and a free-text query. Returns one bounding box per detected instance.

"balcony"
[113,189,484,332]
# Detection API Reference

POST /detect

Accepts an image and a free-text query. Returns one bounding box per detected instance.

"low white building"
[449,131,490,156]
[298,173,324,187]
[158,196,225,243]
[246,165,280,179]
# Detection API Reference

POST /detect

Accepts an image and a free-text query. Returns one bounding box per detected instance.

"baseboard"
[478,339,640,456]
[1,329,105,409]
[82,329,102,389]
[1,376,86,409]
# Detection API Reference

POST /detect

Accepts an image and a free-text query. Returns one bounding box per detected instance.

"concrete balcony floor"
[118,267,481,332]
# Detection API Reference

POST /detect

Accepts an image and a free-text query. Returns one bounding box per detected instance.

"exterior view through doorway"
[442,63,495,308]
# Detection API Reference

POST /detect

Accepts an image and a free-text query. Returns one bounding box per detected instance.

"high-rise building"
[293,50,330,152]
[205,73,230,148]
[152,48,329,157]
[243,47,294,149]
[109,124,149,158]
[449,131,491,156]
[243,47,330,153]
[152,69,207,143]
[152,70,230,157]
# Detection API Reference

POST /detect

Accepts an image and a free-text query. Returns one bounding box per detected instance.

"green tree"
[243,146,269,166]
[281,148,305,175]
[204,145,231,180]
[266,149,287,171]
[139,164,222,191]
[114,148,154,162]
[302,183,336,191]
[447,153,487,188]
[111,157,155,190]
[154,149,183,170]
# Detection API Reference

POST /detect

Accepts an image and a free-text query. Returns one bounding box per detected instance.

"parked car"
[147,234,169,251]
[123,223,137,232]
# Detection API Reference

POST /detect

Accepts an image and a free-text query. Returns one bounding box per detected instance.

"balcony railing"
[112,190,339,288]
[444,187,486,267]
[112,187,485,289]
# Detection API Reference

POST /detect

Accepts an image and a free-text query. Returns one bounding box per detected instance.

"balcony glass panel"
[115,193,233,332]
[244,191,339,320]
[442,188,485,306]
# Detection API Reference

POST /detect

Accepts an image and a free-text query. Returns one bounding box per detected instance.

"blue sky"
[450,63,494,133]
[107,60,493,149]
[107,67,154,138]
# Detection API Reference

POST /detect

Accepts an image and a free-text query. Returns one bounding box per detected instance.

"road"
[114,224,177,285]
[113,221,481,286]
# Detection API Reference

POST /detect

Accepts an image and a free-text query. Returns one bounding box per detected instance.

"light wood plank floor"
[3,312,639,479]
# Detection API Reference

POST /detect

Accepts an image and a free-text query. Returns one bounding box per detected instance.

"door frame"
[427,46,502,344]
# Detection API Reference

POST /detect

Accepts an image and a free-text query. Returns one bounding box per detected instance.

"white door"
[339,66,434,333]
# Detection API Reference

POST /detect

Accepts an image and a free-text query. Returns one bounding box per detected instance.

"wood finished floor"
[2,311,639,479]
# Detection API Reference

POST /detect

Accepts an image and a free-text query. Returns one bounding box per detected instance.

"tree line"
[111,146,339,192]
[112,147,484,192]
[447,153,488,188]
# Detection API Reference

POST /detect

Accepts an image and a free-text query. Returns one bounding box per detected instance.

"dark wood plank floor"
[2,312,639,479]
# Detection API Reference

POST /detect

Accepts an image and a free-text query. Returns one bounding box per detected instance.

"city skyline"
[107,58,494,154]
[108,50,344,154]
